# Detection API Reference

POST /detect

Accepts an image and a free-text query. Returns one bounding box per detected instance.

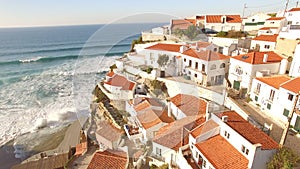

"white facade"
[152,142,177,168]
[264,18,286,30]
[228,58,281,92]
[250,40,276,52]
[242,13,271,32]
[285,8,300,25]
[289,44,300,77]
[208,37,239,55]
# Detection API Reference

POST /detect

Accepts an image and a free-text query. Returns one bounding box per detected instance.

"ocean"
[0,23,164,146]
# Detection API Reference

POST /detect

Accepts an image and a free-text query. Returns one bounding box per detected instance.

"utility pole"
[242,3,247,18]
[279,93,299,147]
[284,0,290,16]
[296,1,299,7]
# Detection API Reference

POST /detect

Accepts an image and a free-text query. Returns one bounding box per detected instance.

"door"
[233,80,240,90]
[294,116,300,132]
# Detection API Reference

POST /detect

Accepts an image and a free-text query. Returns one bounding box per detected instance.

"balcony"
[124,124,143,140]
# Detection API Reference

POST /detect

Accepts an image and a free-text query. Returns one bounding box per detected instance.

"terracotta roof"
[106,71,115,77]
[171,19,194,30]
[259,27,278,30]
[266,17,285,21]
[145,43,183,53]
[216,111,279,150]
[185,18,196,25]
[136,109,174,129]
[153,116,206,150]
[183,49,229,61]
[96,121,123,142]
[288,8,300,12]
[191,41,213,48]
[281,77,300,94]
[195,135,249,169]
[256,76,291,89]
[75,142,88,156]
[206,15,242,23]
[252,34,278,42]
[191,120,219,138]
[133,97,162,112]
[196,15,205,20]
[170,94,207,117]
[87,150,128,169]
[232,51,282,64]
[104,74,135,90]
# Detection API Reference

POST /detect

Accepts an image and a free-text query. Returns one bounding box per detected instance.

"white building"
[168,94,208,120]
[99,71,136,100]
[242,12,271,32]
[181,47,230,86]
[152,116,206,168]
[204,15,242,33]
[189,111,278,169]
[96,121,124,150]
[250,76,300,129]
[228,51,284,93]
[250,34,278,52]
[285,7,300,25]
[263,17,286,31]
[208,37,239,56]
[289,43,300,77]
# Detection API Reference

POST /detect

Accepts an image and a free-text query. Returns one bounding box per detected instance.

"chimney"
[263,53,268,63]
[221,116,228,122]
[180,45,188,53]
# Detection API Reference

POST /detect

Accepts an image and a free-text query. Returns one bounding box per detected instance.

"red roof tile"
[146,43,184,53]
[216,111,279,150]
[185,18,196,25]
[206,15,242,23]
[191,41,213,48]
[232,51,283,64]
[259,27,278,30]
[87,150,128,169]
[171,19,194,30]
[256,76,291,89]
[137,109,174,129]
[195,135,249,169]
[252,34,278,42]
[96,121,123,142]
[170,94,207,117]
[105,74,135,90]
[191,120,219,138]
[133,97,162,112]
[289,8,300,12]
[154,116,206,150]
[266,17,285,21]
[281,77,300,94]
[183,49,229,61]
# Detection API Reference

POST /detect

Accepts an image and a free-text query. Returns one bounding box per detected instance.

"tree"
[267,147,300,169]
[157,54,169,68]
[173,28,184,37]
[184,25,200,40]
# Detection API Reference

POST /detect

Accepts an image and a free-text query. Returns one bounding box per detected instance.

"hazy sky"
[0,0,298,27]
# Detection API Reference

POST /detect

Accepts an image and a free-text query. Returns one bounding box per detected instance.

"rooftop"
[145,43,183,53]
[171,19,194,30]
[96,121,123,142]
[259,27,278,30]
[195,135,248,169]
[215,111,279,150]
[281,77,300,94]
[206,15,242,23]
[170,94,207,117]
[256,75,291,89]
[153,116,206,150]
[87,150,128,169]
[136,109,174,129]
[252,34,278,42]
[266,17,285,21]
[104,73,135,90]
[232,51,282,64]
[191,120,219,138]
[133,97,162,112]
[183,48,229,61]
[288,7,300,12]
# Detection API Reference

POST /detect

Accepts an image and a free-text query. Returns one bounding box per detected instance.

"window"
[195,62,198,69]
[210,64,216,70]
[267,103,272,110]
[231,26,235,30]
[269,89,275,101]
[256,83,261,94]
[289,13,292,16]
[225,131,230,139]
[156,148,162,156]
[283,109,289,117]
[288,21,292,25]
[227,133,230,139]
[264,45,270,49]
[189,60,192,67]
[270,21,275,24]
[242,145,249,155]
[184,58,186,62]
[203,160,207,168]
[246,149,249,155]
[288,94,294,101]
[235,66,243,75]
[220,63,225,68]
[224,131,228,137]
[252,19,255,22]
[202,64,206,72]
[255,96,258,101]
[194,74,198,78]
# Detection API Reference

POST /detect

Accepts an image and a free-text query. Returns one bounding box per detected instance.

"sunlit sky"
[0,0,298,27]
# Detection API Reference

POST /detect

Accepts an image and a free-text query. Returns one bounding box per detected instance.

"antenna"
[284,0,290,16]
[242,3,247,18]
